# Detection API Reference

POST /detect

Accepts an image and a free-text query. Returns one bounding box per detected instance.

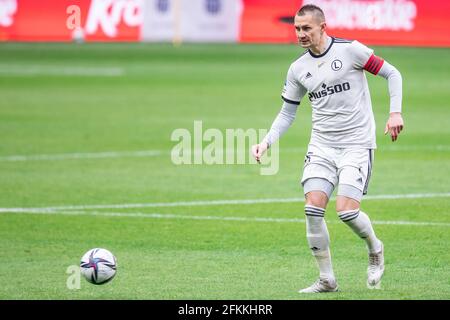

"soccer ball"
[80,248,117,285]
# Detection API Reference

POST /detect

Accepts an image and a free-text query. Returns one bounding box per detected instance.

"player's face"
[294,14,325,49]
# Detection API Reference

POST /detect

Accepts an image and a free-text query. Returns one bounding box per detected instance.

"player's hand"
[384,112,404,142]
[251,142,269,164]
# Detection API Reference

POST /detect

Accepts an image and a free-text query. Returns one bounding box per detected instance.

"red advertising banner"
[1,0,450,46]
[0,0,141,42]
[240,0,450,47]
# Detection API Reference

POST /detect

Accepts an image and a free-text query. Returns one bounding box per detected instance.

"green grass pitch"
[0,43,449,300]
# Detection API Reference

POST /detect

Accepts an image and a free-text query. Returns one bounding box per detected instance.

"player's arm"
[252,66,306,163]
[252,101,299,163]
[352,40,404,142]
[372,60,404,142]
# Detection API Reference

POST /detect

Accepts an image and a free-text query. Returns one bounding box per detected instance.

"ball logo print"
[80,248,117,285]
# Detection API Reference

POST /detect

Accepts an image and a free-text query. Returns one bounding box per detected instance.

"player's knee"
[305,191,328,208]
[303,178,333,208]
[335,195,360,213]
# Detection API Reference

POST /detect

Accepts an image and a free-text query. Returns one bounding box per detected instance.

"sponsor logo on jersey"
[308,82,351,101]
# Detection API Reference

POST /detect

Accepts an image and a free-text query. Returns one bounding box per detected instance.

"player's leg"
[299,145,339,293]
[336,195,382,253]
[300,186,338,293]
[304,188,333,280]
[336,149,384,288]
[336,194,384,288]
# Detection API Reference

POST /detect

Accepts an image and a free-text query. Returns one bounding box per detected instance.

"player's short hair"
[296,4,326,23]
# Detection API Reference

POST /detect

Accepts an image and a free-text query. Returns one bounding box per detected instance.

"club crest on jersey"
[331,59,343,71]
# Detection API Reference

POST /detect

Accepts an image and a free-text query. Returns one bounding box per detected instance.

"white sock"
[305,205,335,280]
[313,248,335,280]
[338,209,382,253]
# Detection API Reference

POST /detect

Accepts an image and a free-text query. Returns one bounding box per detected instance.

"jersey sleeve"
[281,65,306,105]
[350,40,384,75]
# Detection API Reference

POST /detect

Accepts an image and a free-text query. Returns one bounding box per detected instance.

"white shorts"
[301,144,374,201]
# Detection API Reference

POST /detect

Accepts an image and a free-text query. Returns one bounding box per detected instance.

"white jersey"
[282,37,384,149]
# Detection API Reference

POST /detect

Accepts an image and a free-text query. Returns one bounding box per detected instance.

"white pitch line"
[0,192,449,213]
[2,209,449,227]
[0,150,163,162]
[0,150,217,162]
[1,144,448,162]
[0,65,125,77]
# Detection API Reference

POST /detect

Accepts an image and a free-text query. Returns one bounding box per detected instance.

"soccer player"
[251,4,403,293]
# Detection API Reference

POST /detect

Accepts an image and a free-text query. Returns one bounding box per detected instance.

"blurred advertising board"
[1,0,449,46]
[141,0,242,43]
[0,0,142,41]
[241,0,450,46]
